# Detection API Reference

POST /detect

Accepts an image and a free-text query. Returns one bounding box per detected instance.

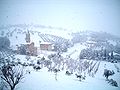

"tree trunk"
[10,86,15,90]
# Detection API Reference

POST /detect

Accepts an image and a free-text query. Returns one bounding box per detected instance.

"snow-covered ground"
[62,43,87,60]
[16,61,120,90]
[11,43,119,90]
[0,28,120,90]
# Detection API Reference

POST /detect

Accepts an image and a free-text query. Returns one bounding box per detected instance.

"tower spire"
[25,30,30,43]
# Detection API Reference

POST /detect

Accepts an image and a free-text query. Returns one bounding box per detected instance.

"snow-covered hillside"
[0,25,72,53]
[0,24,120,90]
[0,24,72,39]
[9,43,120,90]
[16,56,120,90]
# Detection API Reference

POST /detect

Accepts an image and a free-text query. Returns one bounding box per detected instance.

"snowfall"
[0,27,120,90]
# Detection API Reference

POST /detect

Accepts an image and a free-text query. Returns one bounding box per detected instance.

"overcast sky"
[0,0,120,36]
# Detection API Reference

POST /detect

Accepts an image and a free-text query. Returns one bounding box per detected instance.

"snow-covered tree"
[0,64,24,90]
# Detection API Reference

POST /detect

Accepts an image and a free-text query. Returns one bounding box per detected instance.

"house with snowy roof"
[39,42,53,51]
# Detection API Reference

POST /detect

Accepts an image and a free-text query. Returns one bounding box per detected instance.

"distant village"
[15,31,55,56]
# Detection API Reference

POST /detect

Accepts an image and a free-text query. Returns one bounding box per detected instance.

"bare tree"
[0,64,24,90]
[0,36,25,90]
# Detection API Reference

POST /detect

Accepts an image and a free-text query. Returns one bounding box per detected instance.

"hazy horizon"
[0,0,120,36]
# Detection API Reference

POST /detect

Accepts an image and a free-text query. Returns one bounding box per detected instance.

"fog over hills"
[0,0,120,36]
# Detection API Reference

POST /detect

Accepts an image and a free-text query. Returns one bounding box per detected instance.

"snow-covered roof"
[40,42,52,44]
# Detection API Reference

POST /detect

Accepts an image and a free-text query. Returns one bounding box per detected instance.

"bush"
[0,37,10,51]
[108,79,118,87]
[19,45,27,55]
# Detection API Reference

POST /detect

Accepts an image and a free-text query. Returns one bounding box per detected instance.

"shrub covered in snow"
[103,69,115,79]
[107,79,118,87]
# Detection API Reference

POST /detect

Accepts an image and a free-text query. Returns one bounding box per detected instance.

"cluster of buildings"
[16,31,53,56]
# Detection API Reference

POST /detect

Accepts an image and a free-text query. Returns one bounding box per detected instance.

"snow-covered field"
[11,43,120,90]
[16,61,120,90]
[0,28,120,90]
[62,43,87,60]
